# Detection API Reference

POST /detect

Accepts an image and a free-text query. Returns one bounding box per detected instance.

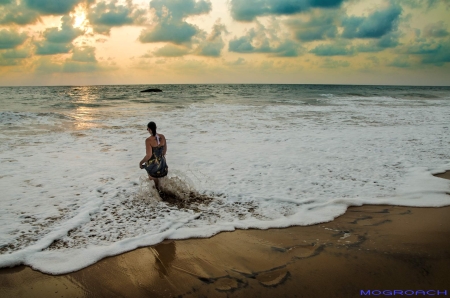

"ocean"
[0,84,449,274]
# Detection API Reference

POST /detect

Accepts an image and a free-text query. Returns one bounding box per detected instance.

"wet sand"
[1,173,449,298]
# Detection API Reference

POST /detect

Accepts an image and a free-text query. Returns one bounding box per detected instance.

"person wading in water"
[139,121,168,191]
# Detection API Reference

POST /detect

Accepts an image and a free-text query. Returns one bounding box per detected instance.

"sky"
[0,0,449,86]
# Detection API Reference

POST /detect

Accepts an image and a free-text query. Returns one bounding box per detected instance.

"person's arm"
[139,138,153,168]
[163,136,167,156]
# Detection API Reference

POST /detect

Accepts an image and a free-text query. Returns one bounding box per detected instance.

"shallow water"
[0,84,449,274]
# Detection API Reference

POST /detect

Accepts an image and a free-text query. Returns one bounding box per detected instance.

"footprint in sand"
[271,243,324,259]
[213,277,243,292]
[350,216,392,227]
[255,268,290,287]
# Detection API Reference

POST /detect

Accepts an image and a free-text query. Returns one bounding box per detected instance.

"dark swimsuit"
[144,134,168,178]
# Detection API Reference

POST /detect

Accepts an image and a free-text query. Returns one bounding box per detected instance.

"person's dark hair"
[147,121,157,136]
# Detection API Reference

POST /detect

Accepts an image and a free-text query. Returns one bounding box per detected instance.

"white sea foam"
[0,86,449,274]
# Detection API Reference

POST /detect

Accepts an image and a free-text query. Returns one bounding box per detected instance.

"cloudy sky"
[0,0,449,86]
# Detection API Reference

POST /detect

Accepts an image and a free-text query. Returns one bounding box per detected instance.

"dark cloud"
[229,35,300,57]
[0,48,31,58]
[229,0,345,21]
[139,22,199,44]
[229,35,254,53]
[0,1,40,25]
[404,39,450,65]
[421,51,450,65]
[0,29,28,49]
[43,15,83,43]
[35,42,72,55]
[423,22,449,38]
[88,0,147,35]
[24,0,83,15]
[150,0,211,20]
[195,21,227,57]
[416,41,450,65]
[377,32,400,48]
[406,39,440,55]
[357,33,400,52]
[310,41,354,56]
[342,5,402,39]
[229,23,301,57]
[286,11,337,42]
[139,0,211,44]
[297,24,337,42]
[273,40,299,56]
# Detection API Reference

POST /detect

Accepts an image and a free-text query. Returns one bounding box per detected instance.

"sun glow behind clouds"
[0,0,449,86]
[73,7,88,30]
[72,5,94,44]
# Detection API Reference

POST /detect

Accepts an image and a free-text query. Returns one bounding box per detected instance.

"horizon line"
[1,83,449,88]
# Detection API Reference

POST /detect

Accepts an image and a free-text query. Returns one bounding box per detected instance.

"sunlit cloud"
[34,15,82,55]
[72,46,97,62]
[43,15,84,43]
[34,45,114,74]
[194,20,227,57]
[225,57,246,65]
[0,47,31,65]
[153,44,190,57]
[139,0,211,44]
[88,0,147,35]
[0,0,449,85]
[229,21,302,57]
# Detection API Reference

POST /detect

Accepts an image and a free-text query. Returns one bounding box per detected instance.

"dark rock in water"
[141,88,162,92]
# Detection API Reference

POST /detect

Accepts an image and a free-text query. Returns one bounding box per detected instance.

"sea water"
[0,84,449,274]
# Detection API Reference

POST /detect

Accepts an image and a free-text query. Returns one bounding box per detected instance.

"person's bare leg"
[148,175,157,191]
[154,178,160,192]
[148,175,160,192]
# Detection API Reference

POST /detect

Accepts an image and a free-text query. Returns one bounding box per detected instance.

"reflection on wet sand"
[150,241,176,278]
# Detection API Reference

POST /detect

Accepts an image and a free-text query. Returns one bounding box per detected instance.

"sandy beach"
[1,172,449,298]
